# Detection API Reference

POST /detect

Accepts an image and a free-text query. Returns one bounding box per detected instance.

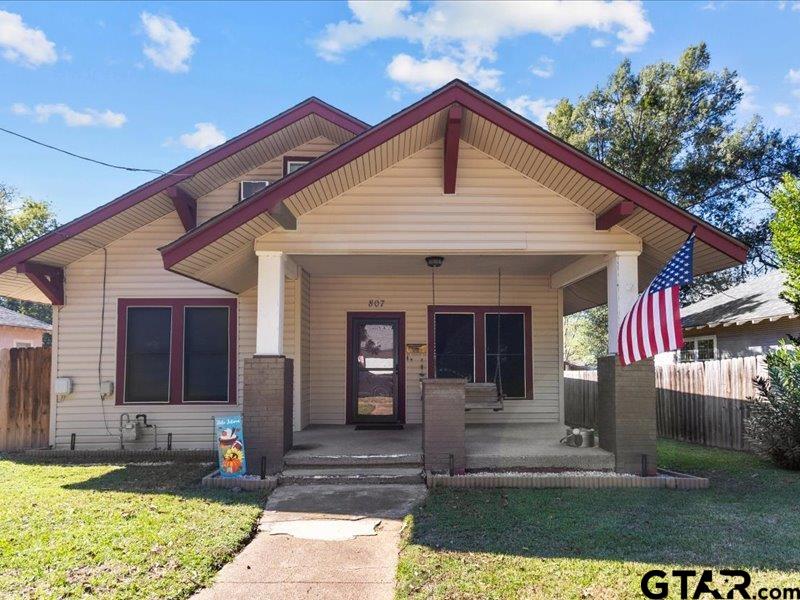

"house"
[0,306,51,348]
[0,81,747,475]
[656,270,798,364]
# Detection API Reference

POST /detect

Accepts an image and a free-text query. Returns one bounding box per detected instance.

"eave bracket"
[16,262,64,305]
[443,104,462,194]
[166,187,197,232]
[596,200,635,230]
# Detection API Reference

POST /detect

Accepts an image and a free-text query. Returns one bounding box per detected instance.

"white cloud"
[736,76,758,112]
[773,103,793,117]
[178,122,226,151]
[11,102,126,127]
[786,68,800,85]
[387,87,403,101]
[506,95,558,125]
[530,56,554,78]
[0,10,57,67]
[591,37,609,48]
[140,12,197,73]
[316,1,653,91]
[387,53,501,91]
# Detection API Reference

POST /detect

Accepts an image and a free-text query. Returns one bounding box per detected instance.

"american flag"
[617,233,695,366]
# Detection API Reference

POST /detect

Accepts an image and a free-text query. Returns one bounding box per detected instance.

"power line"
[0,125,187,176]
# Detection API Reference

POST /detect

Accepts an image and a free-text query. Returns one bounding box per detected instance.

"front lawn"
[397,441,800,599]
[0,457,266,599]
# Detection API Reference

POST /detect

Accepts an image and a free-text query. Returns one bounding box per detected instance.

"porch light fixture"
[425,256,444,268]
[426,256,444,378]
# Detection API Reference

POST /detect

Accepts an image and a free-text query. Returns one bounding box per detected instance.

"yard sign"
[214,415,247,478]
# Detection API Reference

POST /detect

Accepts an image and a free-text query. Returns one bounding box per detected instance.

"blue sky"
[2,1,799,222]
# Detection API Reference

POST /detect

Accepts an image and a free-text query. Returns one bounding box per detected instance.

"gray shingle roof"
[0,306,52,330]
[681,270,796,330]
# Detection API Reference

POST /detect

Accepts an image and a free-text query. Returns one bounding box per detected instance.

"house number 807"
[368,299,385,307]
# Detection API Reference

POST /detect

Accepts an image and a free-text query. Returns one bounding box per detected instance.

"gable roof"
[0,97,367,302]
[0,306,51,331]
[682,270,797,331]
[159,79,747,296]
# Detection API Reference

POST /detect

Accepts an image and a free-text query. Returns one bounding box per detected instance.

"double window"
[428,306,532,399]
[116,299,237,404]
[679,335,717,362]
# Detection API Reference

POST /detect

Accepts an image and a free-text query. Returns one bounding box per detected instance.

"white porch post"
[256,251,286,356]
[606,250,640,354]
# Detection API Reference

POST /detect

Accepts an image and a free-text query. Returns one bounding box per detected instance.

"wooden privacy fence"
[564,356,765,451]
[0,347,51,452]
[564,370,598,429]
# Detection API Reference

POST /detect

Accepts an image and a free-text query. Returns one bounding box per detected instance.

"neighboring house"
[0,81,748,474]
[656,271,798,364]
[0,306,51,348]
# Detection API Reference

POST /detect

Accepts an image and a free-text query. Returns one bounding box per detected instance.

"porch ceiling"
[292,253,580,277]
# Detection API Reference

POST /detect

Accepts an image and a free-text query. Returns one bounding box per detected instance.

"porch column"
[256,251,285,356]
[606,251,640,353]
[599,250,657,475]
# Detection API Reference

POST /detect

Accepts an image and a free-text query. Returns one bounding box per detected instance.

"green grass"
[397,441,800,599]
[0,457,267,599]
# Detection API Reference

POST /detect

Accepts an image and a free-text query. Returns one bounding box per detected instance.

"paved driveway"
[193,484,427,600]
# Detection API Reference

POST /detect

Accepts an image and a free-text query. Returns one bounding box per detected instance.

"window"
[183,307,230,403]
[485,313,526,398]
[434,313,475,381]
[240,180,268,201]
[679,336,717,362]
[117,299,237,404]
[283,157,312,176]
[124,307,172,403]
[429,306,532,399]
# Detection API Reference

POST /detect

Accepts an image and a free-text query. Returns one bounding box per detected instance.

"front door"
[347,313,405,424]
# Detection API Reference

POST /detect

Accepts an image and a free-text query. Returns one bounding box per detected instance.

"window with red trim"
[427,306,533,399]
[116,299,237,405]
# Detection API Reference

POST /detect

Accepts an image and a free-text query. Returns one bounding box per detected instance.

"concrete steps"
[283,452,422,468]
[280,466,424,485]
[280,451,424,485]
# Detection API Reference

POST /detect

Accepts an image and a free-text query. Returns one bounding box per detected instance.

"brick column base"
[597,355,657,475]
[243,355,293,476]
[422,378,466,474]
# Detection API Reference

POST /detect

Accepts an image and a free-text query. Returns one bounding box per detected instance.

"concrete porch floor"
[286,423,614,471]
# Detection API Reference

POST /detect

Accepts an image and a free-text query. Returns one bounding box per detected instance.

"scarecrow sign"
[214,415,247,477]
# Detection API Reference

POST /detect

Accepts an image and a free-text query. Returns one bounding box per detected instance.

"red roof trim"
[0,98,367,275]
[161,80,748,270]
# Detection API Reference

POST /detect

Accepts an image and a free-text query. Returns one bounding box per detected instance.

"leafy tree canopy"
[547,44,800,298]
[770,174,800,314]
[0,183,58,325]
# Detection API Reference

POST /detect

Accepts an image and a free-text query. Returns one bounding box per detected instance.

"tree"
[547,44,800,301]
[0,183,58,325]
[564,306,607,367]
[770,174,800,314]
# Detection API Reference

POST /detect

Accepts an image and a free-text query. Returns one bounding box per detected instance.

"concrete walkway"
[193,484,427,600]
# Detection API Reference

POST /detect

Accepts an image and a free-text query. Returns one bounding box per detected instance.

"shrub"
[747,337,800,469]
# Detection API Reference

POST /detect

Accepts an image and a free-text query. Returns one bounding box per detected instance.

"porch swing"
[427,257,505,412]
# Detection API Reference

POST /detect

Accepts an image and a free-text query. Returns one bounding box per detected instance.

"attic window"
[240,180,268,201]
[284,157,311,176]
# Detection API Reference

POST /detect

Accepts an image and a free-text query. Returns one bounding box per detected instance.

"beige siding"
[197,137,338,224]
[309,275,560,425]
[257,140,640,254]
[52,212,295,450]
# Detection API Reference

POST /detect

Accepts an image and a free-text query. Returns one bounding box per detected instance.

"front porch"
[283,423,614,472]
